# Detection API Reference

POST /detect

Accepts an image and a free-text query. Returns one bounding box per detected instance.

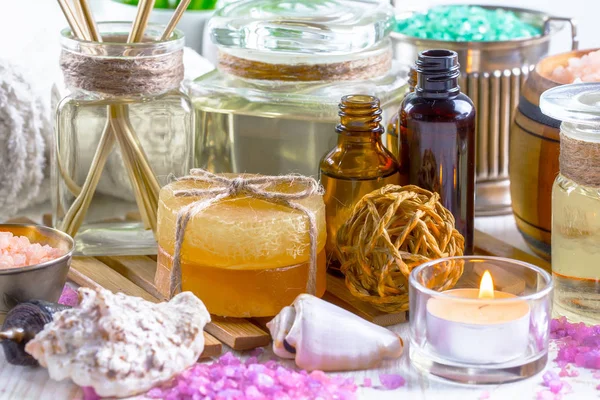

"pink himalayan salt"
[479,391,490,400]
[146,352,358,400]
[0,232,63,269]
[58,285,79,307]
[551,49,600,84]
[363,378,372,387]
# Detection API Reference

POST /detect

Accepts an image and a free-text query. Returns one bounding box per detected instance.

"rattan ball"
[336,184,465,313]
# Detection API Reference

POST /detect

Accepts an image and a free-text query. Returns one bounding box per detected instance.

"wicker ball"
[336,184,465,313]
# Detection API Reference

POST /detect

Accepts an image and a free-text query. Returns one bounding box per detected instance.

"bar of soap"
[155,176,327,317]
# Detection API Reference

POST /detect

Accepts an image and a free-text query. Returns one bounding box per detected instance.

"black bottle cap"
[415,49,460,95]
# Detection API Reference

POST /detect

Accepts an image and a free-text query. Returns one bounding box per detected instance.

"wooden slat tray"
[8,216,549,358]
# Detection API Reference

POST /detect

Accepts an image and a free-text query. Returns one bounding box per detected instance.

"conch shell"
[25,288,210,398]
[267,294,403,371]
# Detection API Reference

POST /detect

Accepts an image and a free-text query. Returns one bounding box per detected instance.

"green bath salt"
[395,5,542,42]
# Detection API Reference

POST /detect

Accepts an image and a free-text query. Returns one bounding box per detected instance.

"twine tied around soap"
[560,132,600,187]
[60,48,184,96]
[169,169,324,298]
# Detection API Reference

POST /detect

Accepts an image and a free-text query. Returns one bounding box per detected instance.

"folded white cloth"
[0,59,52,220]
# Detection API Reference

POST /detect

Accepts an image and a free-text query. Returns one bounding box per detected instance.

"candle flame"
[478,270,495,299]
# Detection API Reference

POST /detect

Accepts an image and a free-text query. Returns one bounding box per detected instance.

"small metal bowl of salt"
[0,224,74,317]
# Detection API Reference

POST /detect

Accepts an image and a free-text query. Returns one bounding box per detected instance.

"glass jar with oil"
[541,83,600,323]
[189,0,408,178]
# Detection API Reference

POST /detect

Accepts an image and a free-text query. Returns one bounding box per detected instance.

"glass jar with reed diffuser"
[52,22,193,255]
[189,0,408,178]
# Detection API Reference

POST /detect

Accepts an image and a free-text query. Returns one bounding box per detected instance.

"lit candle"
[426,271,531,364]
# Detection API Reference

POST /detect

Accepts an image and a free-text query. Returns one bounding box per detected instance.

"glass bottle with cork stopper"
[540,83,600,324]
[320,95,401,272]
[399,49,475,253]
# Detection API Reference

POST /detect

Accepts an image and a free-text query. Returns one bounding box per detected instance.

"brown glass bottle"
[399,50,475,253]
[320,95,401,273]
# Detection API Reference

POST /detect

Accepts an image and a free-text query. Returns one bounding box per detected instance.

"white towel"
[0,59,51,220]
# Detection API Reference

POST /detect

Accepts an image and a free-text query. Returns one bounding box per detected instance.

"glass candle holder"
[409,256,553,384]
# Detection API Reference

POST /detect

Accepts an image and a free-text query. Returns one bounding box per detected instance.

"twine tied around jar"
[169,169,324,298]
[217,48,392,81]
[560,132,600,187]
[60,48,184,96]
[336,185,464,313]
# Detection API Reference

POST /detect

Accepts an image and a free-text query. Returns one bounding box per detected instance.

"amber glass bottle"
[400,50,475,253]
[320,95,401,272]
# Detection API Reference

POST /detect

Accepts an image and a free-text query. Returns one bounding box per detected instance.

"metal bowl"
[0,224,74,315]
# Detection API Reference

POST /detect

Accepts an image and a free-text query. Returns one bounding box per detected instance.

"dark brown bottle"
[320,95,402,273]
[388,65,417,182]
[399,49,475,253]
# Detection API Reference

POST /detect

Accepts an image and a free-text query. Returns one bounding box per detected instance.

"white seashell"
[267,294,403,371]
[25,288,211,398]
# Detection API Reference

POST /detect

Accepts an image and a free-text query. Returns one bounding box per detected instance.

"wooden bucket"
[509,49,597,260]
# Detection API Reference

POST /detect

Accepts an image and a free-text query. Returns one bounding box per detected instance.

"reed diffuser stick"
[77,0,101,41]
[70,0,86,32]
[129,0,156,42]
[161,0,191,40]
[56,0,90,40]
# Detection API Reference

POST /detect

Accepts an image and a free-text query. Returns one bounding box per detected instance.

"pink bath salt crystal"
[379,374,405,390]
[479,390,490,399]
[593,371,600,379]
[548,380,563,394]
[542,370,559,386]
[363,378,372,387]
[551,317,600,370]
[146,352,357,400]
[58,285,79,306]
[250,347,265,358]
[558,364,579,378]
